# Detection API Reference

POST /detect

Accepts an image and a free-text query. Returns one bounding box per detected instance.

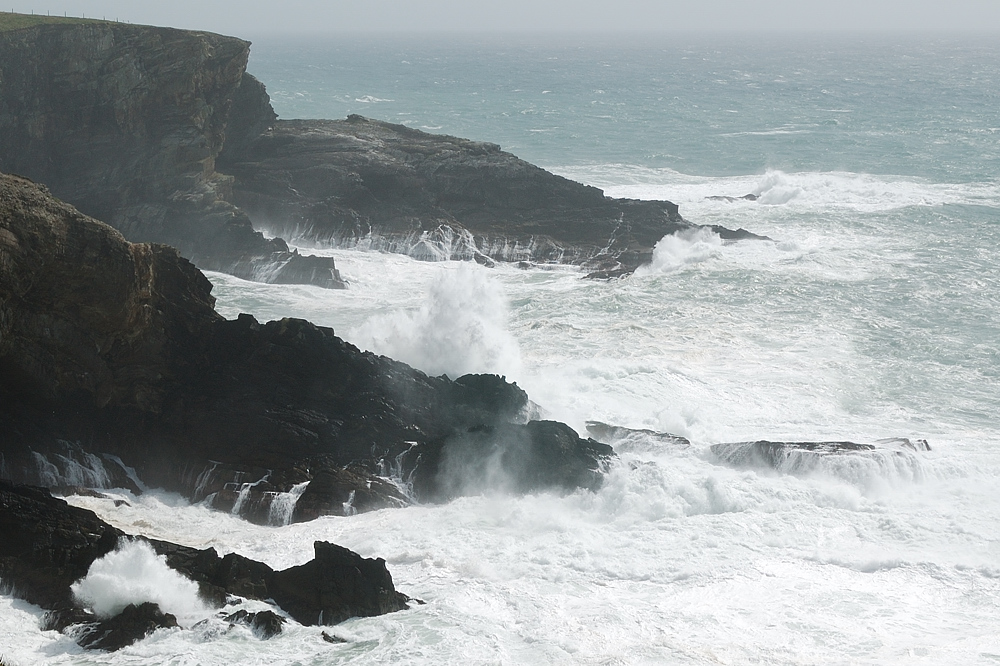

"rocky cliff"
[0,172,613,521]
[0,17,343,287]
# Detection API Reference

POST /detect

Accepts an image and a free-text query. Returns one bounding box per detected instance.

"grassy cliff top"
[0,12,113,32]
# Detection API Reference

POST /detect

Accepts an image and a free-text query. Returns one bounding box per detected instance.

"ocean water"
[5,33,1000,665]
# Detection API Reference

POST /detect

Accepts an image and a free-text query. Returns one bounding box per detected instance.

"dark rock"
[585,421,691,448]
[270,541,410,626]
[407,420,615,502]
[876,437,931,452]
[146,540,274,605]
[76,602,178,651]
[293,464,409,522]
[41,606,98,632]
[0,20,341,288]
[0,481,122,610]
[220,116,768,274]
[223,608,286,639]
[322,630,348,643]
[711,440,878,471]
[706,194,759,202]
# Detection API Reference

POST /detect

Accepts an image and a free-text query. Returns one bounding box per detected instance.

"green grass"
[0,11,109,32]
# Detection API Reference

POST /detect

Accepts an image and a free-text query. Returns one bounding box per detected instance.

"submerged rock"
[711,439,930,475]
[585,421,691,449]
[76,602,178,651]
[224,609,286,639]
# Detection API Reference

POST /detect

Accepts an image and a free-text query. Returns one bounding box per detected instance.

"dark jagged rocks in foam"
[0,482,411,650]
[585,421,691,449]
[0,172,615,522]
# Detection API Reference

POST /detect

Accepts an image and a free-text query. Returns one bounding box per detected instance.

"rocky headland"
[0,171,613,522]
[0,14,764,284]
[219,115,765,277]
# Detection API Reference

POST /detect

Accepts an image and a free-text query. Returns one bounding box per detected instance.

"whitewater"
[4,33,1000,665]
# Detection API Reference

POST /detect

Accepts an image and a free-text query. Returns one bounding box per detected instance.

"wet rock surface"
[76,602,179,651]
[0,173,613,515]
[223,609,286,639]
[585,421,691,449]
[711,439,930,473]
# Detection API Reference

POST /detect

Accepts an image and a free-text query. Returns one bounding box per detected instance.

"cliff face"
[0,173,613,520]
[0,19,343,287]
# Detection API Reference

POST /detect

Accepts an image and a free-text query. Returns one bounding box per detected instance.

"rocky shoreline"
[0,13,770,654]
[0,169,615,648]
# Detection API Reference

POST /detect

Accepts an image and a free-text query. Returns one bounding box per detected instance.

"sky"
[7,0,1000,34]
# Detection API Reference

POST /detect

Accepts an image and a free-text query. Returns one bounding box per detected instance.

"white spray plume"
[352,264,521,378]
[635,228,723,275]
[71,539,205,619]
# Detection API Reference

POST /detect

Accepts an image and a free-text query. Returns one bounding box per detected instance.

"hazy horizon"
[7,0,1000,35]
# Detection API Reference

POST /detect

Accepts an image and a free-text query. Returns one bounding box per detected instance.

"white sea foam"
[350,263,522,379]
[634,228,724,275]
[71,540,206,621]
[550,164,1000,215]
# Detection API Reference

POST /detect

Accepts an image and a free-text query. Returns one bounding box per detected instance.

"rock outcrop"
[0,17,343,288]
[710,439,931,477]
[0,481,411,650]
[75,602,179,651]
[0,172,613,520]
[220,115,766,277]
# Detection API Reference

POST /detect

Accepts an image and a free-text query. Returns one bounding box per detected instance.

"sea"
[3,32,1000,665]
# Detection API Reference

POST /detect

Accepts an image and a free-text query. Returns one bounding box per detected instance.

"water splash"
[71,539,206,621]
[351,264,521,378]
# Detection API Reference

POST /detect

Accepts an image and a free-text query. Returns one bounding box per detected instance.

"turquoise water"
[248,33,1000,180]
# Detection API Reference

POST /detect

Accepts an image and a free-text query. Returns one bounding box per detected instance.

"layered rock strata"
[0,18,343,287]
[0,172,613,521]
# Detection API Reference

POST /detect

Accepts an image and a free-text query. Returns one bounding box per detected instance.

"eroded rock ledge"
[0,171,613,521]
